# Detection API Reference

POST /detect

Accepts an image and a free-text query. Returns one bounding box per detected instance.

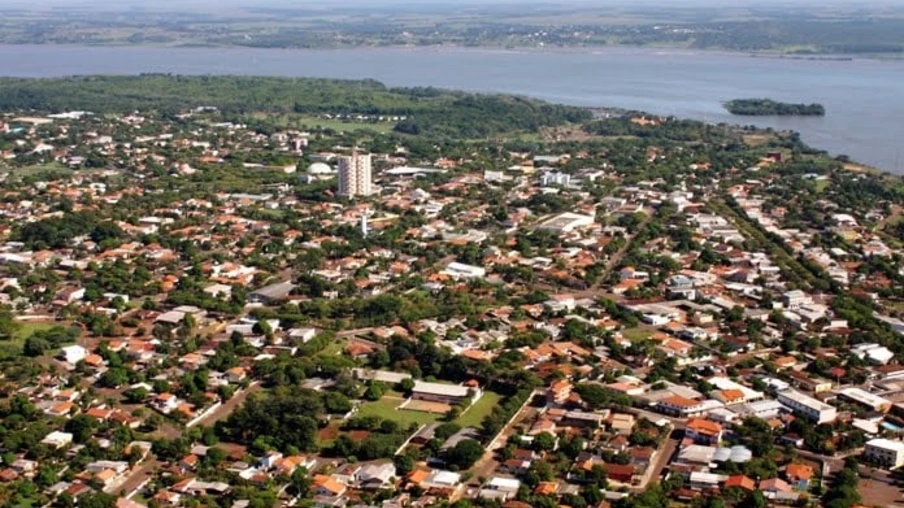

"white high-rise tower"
[337,153,372,197]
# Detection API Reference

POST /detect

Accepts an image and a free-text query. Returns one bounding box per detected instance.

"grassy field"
[249,113,394,134]
[0,322,60,357]
[454,390,501,428]
[356,396,442,426]
[0,162,72,178]
[317,339,348,357]
[621,327,652,342]
[356,389,503,429]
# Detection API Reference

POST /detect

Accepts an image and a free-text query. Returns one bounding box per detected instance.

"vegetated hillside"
[724,98,826,116]
[0,75,591,138]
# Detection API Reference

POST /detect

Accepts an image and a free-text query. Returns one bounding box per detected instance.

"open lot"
[859,478,904,507]
[356,396,442,427]
[401,399,451,414]
[356,390,504,429]
[455,391,502,428]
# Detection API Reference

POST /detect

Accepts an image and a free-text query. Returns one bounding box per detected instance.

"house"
[59,345,88,365]
[419,469,462,494]
[313,474,347,498]
[179,454,200,472]
[547,379,573,406]
[689,472,726,490]
[605,463,637,484]
[226,367,247,383]
[358,462,397,489]
[759,478,792,495]
[346,341,377,359]
[151,393,180,414]
[480,477,521,501]
[657,395,718,417]
[153,491,182,506]
[609,413,635,434]
[784,463,814,490]
[685,418,723,445]
[724,474,756,491]
[273,456,315,476]
[561,410,605,429]
[41,431,74,449]
[258,451,284,470]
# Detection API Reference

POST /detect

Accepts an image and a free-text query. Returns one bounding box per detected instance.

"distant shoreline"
[0,41,900,62]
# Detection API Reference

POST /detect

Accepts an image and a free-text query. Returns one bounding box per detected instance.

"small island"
[724,98,826,116]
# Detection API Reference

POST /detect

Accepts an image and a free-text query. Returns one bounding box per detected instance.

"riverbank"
[2,41,902,62]
[0,44,901,173]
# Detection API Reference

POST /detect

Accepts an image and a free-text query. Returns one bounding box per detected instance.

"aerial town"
[0,97,903,508]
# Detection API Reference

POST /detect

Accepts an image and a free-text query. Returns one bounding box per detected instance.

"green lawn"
[356,397,442,427]
[317,339,347,357]
[621,328,652,342]
[0,322,60,357]
[356,390,503,429]
[454,390,502,428]
[300,117,394,134]
[812,179,831,193]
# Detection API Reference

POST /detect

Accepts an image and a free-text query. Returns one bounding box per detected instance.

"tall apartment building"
[337,153,372,197]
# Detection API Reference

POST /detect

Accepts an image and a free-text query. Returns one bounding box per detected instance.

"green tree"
[445,439,484,470]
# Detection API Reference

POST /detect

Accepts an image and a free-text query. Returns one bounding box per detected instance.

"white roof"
[488,477,521,490]
[708,376,764,401]
[778,389,835,412]
[413,381,470,398]
[42,431,73,443]
[689,472,727,484]
[866,438,904,452]
[839,387,891,408]
[429,470,461,485]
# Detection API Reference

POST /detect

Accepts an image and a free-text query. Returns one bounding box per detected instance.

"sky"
[7,0,892,7]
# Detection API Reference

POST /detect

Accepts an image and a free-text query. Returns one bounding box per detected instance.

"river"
[0,45,902,173]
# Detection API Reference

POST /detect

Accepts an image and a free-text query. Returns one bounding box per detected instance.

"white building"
[865,438,904,469]
[783,290,811,310]
[338,153,373,197]
[442,262,486,281]
[540,172,571,187]
[59,345,88,365]
[777,390,837,424]
[735,400,786,420]
[837,387,892,413]
[536,212,595,234]
[851,343,895,365]
[41,431,74,449]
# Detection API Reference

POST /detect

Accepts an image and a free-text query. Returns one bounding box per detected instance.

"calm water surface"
[0,45,902,173]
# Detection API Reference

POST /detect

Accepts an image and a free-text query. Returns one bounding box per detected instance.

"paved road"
[110,460,157,497]
[455,393,540,501]
[593,208,656,288]
[630,427,680,492]
[192,382,262,428]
